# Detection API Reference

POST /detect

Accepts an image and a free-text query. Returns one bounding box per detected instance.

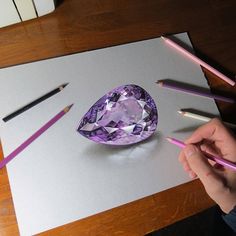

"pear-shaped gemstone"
[77,84,158,145]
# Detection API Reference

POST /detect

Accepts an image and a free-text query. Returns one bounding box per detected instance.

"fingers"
[178,149,197,178]
[183,144,225,195]
[184,145,216,181]
[200,143,221,157]
[183,144,236,213]
[177,119,236,214]
[186,118,235,145]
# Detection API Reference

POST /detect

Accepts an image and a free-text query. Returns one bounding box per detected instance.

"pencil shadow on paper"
[162,79,213,95]
[173,108,221,133]
[55,0,64,7]
[168,35,195,54]
[172,125,200,133]
[161,79,236,102]
[81,131,163,162]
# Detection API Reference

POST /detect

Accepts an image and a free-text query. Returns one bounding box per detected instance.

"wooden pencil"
[166,137,236,171]
[156,80,235,103]
[2,83,69,122]
[161,36,235,86]
[178,110,236,128]
[0,104,73,169]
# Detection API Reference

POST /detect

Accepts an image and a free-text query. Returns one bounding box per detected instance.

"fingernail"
[184,145,197,158]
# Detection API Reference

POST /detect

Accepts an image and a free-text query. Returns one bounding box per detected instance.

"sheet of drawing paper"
[0,33,219,235]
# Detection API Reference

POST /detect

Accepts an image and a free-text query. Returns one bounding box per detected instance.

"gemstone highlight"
[77,84,158,145]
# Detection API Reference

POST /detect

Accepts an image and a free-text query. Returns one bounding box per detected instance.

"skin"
[178,118,236,213]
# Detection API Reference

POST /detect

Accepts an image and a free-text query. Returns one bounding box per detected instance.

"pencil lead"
[60,83,69,90]
[68,104,74,109]
[177,110,184,115]
[63,83,69,88]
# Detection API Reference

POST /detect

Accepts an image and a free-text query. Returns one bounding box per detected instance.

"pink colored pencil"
[166,137,236,172]
[0,104,73,169]
[161,36,235,86]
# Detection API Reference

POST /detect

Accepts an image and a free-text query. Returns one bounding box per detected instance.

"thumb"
[184,144,223,193]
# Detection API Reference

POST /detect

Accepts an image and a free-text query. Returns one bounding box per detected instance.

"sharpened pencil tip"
[156,80,163,86]
[165,137,172,143]
[59,83,69,91]
[161,36,166,40]
[68,104,74,109]
[177,110,185,115]
[63,83,69,87]
[64,104,74,112]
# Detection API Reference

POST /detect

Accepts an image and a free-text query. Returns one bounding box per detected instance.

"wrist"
[218,192,236,214]
[220,204,236,214]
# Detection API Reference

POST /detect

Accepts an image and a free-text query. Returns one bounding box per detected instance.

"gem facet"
[77,84,158,145]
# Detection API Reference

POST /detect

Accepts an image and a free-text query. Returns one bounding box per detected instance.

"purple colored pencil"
[0,104,73,169]
[156,80,235,103]
[166,137,236,172]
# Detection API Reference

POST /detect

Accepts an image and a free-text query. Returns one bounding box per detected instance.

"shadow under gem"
[80,131,163,163]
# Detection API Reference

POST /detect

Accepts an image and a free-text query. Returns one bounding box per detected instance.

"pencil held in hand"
[166,137,236,172]
[0,104,73,169]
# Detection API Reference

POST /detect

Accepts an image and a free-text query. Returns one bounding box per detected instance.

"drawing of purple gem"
[77,84,158,145]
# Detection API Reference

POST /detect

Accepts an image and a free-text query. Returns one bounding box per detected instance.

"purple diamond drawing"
[77,84,158,145]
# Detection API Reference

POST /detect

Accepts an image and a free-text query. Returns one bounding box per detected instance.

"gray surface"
[0,33,219,235]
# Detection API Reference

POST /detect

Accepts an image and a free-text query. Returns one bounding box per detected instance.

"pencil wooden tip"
[177,110,185,115]
[156,80,163,86]
[64,104,74,112]
[165,137,172,142]
[161,36,166,40]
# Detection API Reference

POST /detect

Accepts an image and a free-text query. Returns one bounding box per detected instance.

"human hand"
[178,118,236,213]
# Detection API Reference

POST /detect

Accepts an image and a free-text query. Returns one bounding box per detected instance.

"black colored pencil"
[2,83,69,122]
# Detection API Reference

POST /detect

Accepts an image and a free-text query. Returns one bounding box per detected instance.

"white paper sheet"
[0,33,219,235]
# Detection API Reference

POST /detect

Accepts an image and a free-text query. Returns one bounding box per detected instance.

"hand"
[178,118,236,213]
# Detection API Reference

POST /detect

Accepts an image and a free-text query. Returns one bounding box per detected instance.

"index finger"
[186,118,234,145]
